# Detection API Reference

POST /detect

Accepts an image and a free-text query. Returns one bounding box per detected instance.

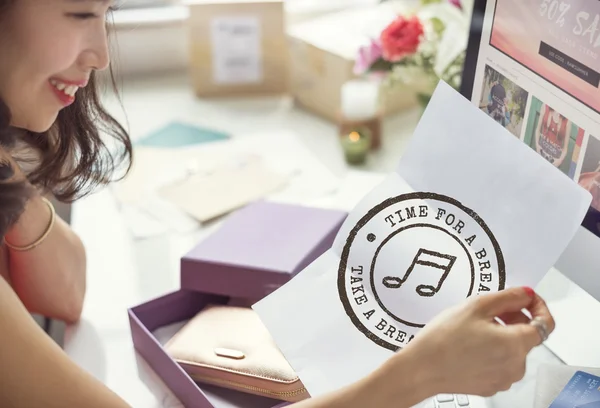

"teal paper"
[136,121,230,148]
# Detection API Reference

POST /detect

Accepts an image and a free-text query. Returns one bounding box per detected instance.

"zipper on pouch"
[190,374,307,398]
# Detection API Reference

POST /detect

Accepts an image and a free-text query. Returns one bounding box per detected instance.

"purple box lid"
[181,200,347,299]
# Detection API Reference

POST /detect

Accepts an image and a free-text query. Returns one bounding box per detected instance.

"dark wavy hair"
[0,1,132,237]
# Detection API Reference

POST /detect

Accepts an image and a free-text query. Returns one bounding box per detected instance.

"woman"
[0,1,555,407]
[534,103,571,169]
[0,0,132,325]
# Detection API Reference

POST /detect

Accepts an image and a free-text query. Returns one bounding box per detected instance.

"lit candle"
[340,128,371,165]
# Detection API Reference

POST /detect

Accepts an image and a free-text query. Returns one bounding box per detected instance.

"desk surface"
[65,73,563,407]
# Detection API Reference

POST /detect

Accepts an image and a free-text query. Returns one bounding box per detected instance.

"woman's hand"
[291,287,554,408]
[400,286,554,398]
[0,144,87,323]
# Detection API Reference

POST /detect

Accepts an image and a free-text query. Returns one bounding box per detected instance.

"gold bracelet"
[3,197,56,252]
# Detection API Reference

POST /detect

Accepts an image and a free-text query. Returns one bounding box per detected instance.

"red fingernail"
[523,286,535,297]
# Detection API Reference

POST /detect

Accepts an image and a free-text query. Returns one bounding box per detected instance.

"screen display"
[471,0,600,237]
[491,1,600,114]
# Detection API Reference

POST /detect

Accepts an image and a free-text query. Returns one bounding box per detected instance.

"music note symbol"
[382,248,457,297]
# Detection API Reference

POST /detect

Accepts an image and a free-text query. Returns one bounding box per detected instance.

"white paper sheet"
[252,81,592,398]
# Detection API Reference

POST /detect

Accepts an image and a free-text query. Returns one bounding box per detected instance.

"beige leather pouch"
[164,304,309,402]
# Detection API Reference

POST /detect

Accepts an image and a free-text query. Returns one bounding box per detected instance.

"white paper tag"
[210,16,262,85]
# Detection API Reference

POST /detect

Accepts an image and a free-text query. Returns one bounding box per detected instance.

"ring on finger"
[530,316,549,343]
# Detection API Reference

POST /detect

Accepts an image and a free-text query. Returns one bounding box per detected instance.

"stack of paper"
[112,130,340,239]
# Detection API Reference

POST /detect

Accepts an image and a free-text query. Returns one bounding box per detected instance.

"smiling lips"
[49,78,86,106]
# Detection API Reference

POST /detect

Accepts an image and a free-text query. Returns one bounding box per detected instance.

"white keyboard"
[421,393,488,408]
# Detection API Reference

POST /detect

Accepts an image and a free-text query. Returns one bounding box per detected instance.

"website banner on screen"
[492,0,600,113]
[472,0,600,236]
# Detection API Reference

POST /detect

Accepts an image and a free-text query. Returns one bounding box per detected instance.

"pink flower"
[354,39,383,75]
[380,16,424,62]
[448,0,462,9]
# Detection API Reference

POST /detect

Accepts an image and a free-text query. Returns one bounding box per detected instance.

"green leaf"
[367,57,395,72]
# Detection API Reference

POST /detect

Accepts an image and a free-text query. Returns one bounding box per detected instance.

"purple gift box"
[128,201,347,408]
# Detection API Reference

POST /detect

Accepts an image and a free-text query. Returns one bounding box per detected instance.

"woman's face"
[0,0,112,132]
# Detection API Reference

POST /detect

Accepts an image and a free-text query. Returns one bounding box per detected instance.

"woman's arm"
[0,275,130,408]
[0,274,430,408]
[3,188,86,324]
[291,287,554,407]
[291,351,435,408]
[0,276,552,407]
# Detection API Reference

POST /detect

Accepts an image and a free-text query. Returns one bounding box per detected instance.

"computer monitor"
[460,0,600,367]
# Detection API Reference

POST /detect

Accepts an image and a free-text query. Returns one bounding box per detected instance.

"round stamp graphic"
[337,192,505,351]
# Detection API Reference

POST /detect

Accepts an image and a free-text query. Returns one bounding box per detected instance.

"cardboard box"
[186,0,289,97]
[128,201,347,407]
[284,0,379,25]
[286,2,431,122]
